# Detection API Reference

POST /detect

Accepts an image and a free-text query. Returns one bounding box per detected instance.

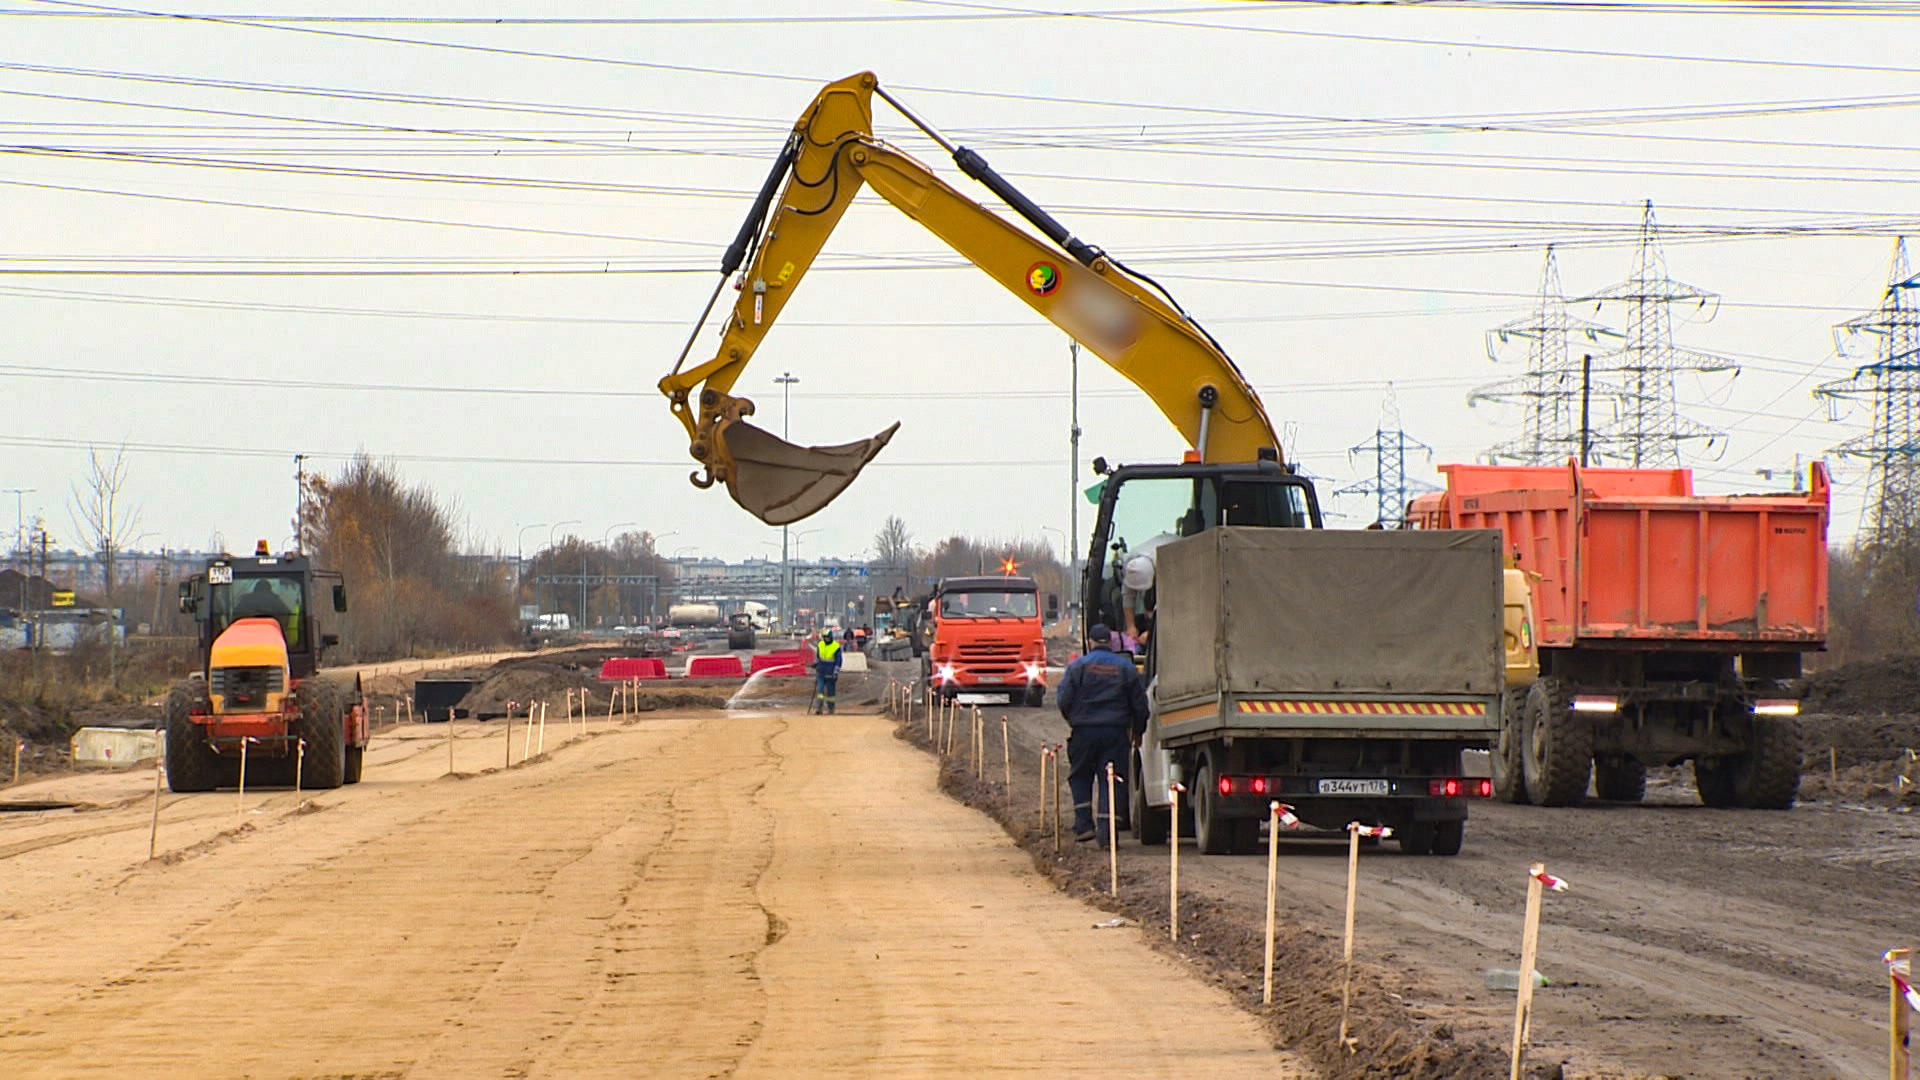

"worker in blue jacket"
[1056,623,1149,842]
[812,630,844,714]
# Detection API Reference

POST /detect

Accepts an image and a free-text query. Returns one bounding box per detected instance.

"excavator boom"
[659,71,1283,525]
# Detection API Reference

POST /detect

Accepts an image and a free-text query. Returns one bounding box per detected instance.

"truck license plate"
[208,565,233,585]
[1317,778,1391,796]
[975,676,1003,683]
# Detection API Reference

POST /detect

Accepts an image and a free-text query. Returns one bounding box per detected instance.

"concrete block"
[70,727,163,768]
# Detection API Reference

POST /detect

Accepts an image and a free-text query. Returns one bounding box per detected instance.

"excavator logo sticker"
[1026,261,1060,296]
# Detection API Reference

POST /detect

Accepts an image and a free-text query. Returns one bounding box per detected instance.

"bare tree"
[68,444,140,680]
[873,515,914,569]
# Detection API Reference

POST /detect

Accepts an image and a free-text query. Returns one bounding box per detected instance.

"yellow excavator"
[656,72,1536,675]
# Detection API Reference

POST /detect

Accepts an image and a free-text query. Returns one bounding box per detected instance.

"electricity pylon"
[1576,201,1738,467]
[1339,388,1437,528]
[1816,236,1920,554]
[1472,246,1621,465]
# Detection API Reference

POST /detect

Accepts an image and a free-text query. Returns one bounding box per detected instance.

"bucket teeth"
[719,419,900,525]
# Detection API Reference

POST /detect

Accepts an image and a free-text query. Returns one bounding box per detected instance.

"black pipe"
[722,134,800,275]
[952,146,1099,267]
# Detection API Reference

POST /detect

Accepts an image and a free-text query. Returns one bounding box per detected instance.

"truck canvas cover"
[1154,527,1505,708]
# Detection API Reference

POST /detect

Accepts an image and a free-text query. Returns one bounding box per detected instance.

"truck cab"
[924,575,1050,706]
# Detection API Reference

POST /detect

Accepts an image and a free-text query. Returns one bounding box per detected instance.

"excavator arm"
[659,71,1283,525]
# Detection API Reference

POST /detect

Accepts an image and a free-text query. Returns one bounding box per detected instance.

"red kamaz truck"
[921,575,1051,707]
[1408,461,1829,809]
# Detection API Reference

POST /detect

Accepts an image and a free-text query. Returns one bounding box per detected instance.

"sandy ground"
[905,662,1912,1080]
[0,705,1312,1078]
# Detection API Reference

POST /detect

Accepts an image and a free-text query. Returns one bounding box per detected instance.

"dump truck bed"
[1408,462,1828,650]
[1151,527,1505,745]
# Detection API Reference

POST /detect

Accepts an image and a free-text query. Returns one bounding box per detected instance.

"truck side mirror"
[332,584,348,612]
[1046,594,1060,619]
[177,581,196,614]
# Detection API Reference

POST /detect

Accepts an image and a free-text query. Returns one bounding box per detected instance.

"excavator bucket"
[719,419,901,525]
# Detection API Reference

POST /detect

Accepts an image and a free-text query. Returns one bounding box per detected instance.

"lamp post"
[1068,339,1083,640]
[775,371,800,620]
[3,487,32,625]
[515,522,547,596]
[600,523,639,625]
[545,520,580,621]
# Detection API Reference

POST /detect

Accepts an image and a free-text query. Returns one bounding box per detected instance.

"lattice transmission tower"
[1815,236,1920,553]
[1576,201,1738,467]
[1338,388,1436,528]
[1471,246,1620,465]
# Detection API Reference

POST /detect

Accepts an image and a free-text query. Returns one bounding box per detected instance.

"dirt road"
[0,707,1311,1078]
[946,675,1910,1079]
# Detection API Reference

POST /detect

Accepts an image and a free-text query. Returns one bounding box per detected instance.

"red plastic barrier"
[750,649,810,676]
[684,655,745,679]
[599,657,667,681]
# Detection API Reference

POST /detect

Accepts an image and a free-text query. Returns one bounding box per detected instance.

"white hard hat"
[1122,553,1156,592]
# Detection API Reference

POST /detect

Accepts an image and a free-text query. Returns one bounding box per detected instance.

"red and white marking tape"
[1347,822,1393,839]
[1271,802,1301,830]
[1887,952,1920,1012]
[1533,868,1570,892]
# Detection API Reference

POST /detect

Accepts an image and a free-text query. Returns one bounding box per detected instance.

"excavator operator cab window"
[1216,479,1313,528]
[1090,474,1316,639]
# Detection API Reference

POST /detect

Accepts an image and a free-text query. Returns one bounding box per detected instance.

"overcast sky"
[2,0,1916,565]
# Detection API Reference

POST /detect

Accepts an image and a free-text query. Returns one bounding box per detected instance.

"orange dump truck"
[1408,461,1829,810]
[922,575,1052,707]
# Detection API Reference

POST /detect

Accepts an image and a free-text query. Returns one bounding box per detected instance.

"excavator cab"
[1081,460,1322,649]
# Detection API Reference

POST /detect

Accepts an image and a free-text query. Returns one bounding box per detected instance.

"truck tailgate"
[1153,527,1505,727]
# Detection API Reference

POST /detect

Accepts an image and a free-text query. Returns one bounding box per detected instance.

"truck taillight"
[1218,775,1234,796]
[1251,776,1268,795]
[1752,699,1799,717]
[1428,778,1491,797]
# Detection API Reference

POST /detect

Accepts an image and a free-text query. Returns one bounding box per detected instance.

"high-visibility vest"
[816,640,841,663]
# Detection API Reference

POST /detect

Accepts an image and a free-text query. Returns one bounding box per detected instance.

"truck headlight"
[1023,662,1044,683]
[935,663,957,685]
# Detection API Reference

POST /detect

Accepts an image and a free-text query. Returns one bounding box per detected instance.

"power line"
[0,430,1069,469]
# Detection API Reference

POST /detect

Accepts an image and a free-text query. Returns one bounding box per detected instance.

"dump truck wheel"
[1696,715,1800,810]
[1593,758,1647,802]
[295,681,346,790]
[1521,678,1590,807]
[1129,752,1168,846]
[1430,818,1465,857]
[1491,688,1529,804]
[1024,685,1045,708]
[163,681,226,793]
[1397,821,1435,855]
[343,744,364,785]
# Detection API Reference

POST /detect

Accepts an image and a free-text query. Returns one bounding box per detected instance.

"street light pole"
[775,371,800,624]
[3,488,31,626]
[547,520,579,623]
[515,523,546,584]
[602,522,639,626]
[1068,339,1083,640]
